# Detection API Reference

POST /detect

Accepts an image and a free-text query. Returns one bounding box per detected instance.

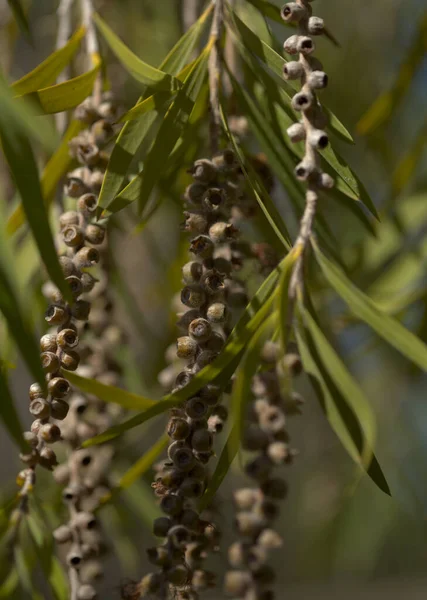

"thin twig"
[55,0,74,133]
[208,0,225,155]
[81,0,102,104]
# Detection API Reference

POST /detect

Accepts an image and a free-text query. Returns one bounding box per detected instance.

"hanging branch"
[81,0,102,104]
[208,0,224,155]
[55,0,75,133]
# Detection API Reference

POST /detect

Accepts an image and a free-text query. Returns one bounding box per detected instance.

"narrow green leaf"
[7,119,84,235]
[391,118,427,197]
[118,91,174,123]
[16,55,101,114]
[220,104,291,250]
[109,45,210,216]
[313,241,427,371]
[357,14,427,135]
[0,569,18,598]
[246,0,283,23]
[12,26,85,95]
[7,0,32,43]
[100,435,168,505]
[97,5,213,211]
[66,371,156,410]
[93,14,180,91]
[200,313,277,511]
[0,113,72,303]
[84,257,286,446]
[0,367,27,452]
[295,310,390,495]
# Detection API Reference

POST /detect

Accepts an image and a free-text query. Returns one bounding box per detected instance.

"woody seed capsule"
[181,285,206,309]
[57,328,79,349]
[60,350,80,371]
[63,224,84,247]
[182,261,203,284]
[85,224,106,245]
[39,423,62,443]
[48,377,71,399]
[51,399,70,420]
[45,304,69,326]
[29,399,51,419]
[176,336,198,359]
[59,211,80,229]
[74,246,99,268]
[188,318,212,343]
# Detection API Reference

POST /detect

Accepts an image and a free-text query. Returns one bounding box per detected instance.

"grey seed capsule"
[39,423,62,443]
[228,542,246,568]
[181,285,206,309]
[59,211,80,229]
[77,192,97,216]
[64,177,89,198]
[260,341,280,364]
[182,261,203,284]
[167,417,190,440]
[283,60,304,80]
[77,584,97,600]
[258,528,283,549]
[192,569,216,591]
[282,352,303,376]
[54,525,73,544]
[224,571,251,597]
[308,15,325,35]
[184,182,207,204]
[235,512,266,537]
[66,275,83,298]
[40,334,58,353]
[160,493,183,516]
[189,235,214,259]
[73,512,97,530]
[146,546,171,567]
[19,451,38,466]
[173,370,193,390]
[291,90,314,111]
[76,142,100,167]
[260,477,288,499]
[153,516,172,537]
[89,170,104,192]
[29,382,45,401]
[208,222,238,244]
[191,429,213,452]
[177,309,202,330]
[171,446,194,472]
[202,331,224,353]
[283,34,299,55]
[319,172,335,189]
[182,211,208,234]
[308,70,329,89]
[48,377,71,399]
[233,487,261,510]
[267,441,290,464]
[30,419,43,434]
[63,224,85,247]
[60,350,80,371]
[57,328,79,349]
[202,187,226,211]
[85,224,106,245]
[51,398,70,420]
[200,269,225,295]
[196,349,218,369]
[259,405,286,434]
[281,2,306,22]
[245,455,273,481]
[74,247,99,268]
[191,159,218,184]
[243,425,270,451]
[80,271,98,293]
[58,255,76,278]
[72,300,91,321]
[23,431,38,447]
[53,464,70,485]
[45,304,69,326]
[176,336,198,359]
[41,351,60,373]
[29,399,51,419]
[185,397,209,420]
[200,383,221,405]
[308,129,329,149]
[39,446,58,467]
[295,158,316,181]
[287,122,306,142]
[168,524,192,547]
[91,118,113,145]
[66,546,83,567]
[297,36,315,54]
[188,318,212,343]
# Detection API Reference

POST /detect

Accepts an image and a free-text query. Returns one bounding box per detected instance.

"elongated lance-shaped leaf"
[7,0,32,43]
[66,371,156,410]
[0,113,72,304]
[16,54,101,114]
[295,308,390,495]
[99,435,168,506]
[313,240,427,371]
[200,313,278,511]
[7,119,85,235]
[110,44,211,217]
[97,4,213,211]
[93,13,181,91]
[12,26,85,95]
[220,104,291,251]
[82,256,288,446]
[0,367,27,452]
[357,13,427,135]
[226,7,353,144]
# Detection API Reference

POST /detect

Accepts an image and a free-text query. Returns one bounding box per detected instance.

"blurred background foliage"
[1,0,427,598]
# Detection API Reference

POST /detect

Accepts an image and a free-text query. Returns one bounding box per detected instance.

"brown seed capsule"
[259,406,286,434]
[48,377,71,399]
[168,524,192,547]
[66,275,83,298]
[64,177,89,198]
[147,546,171,567]
[85,224,106,245]
[245,455,273,481]
[243,425,270,451]
[45,304,69,326]
[202,187,226,211]
[209,222,238,244]
[182,211,208,234]
[258,528,283,549]
[182,261,203,285]
[60,350,80,371]
[160,493,184,516]
[185,397,208,420]
[235,512,266,537]
[58,256,77,278]
[191,429,213,452]
[188,318,212,343]
[191,159,218,184]
[63,225,85,247]
[260,478,288,499]
[189,235,214,259]
[195,349,217,369]
[41,351,60,374]
[74,247,99,268]
[177,309,202,330]
[200,269,225,295]
[53,525,73,544]
[184,182,207,205]
[51,398,70,420]
[166,565,190,586]
[202,331,224,353]
[72,300,91,321]
[176,336,198,359]
[23,431,38,447]
[39,334,57,353]
[169,444,194,472]
[206,302,228,323]
[39,423,62,443]
[80,272,97,293]
[167,418,190,440]
[59,211,80,229]
[181,285,206,309]
[153,516,172,537]
[57,328,79,349]
[224,571,251,597]
[39,446,58,468]
[29,382,45,401]
[29,399,50,419]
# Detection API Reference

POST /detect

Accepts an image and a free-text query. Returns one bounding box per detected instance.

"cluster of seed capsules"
[225,347,303,600]
[137,151,256,600]
[15,93,118,600]
[281,0,334,190]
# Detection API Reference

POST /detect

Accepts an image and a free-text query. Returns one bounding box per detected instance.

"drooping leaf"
[391,117,427,197]
[93,13,181,91]
[7,0,32,43]
[16,54,101,114]
[357,14,427,135]
[0,569,19,598]
[0,111,72,303]
[107,44,210,216]
[7,119,84,235]
[220,104,291,251]
[313,241,427,371]
[0,367,27,452]
[200,313,277,511]
[11,27,85,95]
[66,371,156,410]
[97,4,213,211]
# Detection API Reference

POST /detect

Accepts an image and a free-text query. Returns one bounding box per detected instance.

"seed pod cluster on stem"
[14,92,120,600]
[139,150,259,600]
[225,346,303,600]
